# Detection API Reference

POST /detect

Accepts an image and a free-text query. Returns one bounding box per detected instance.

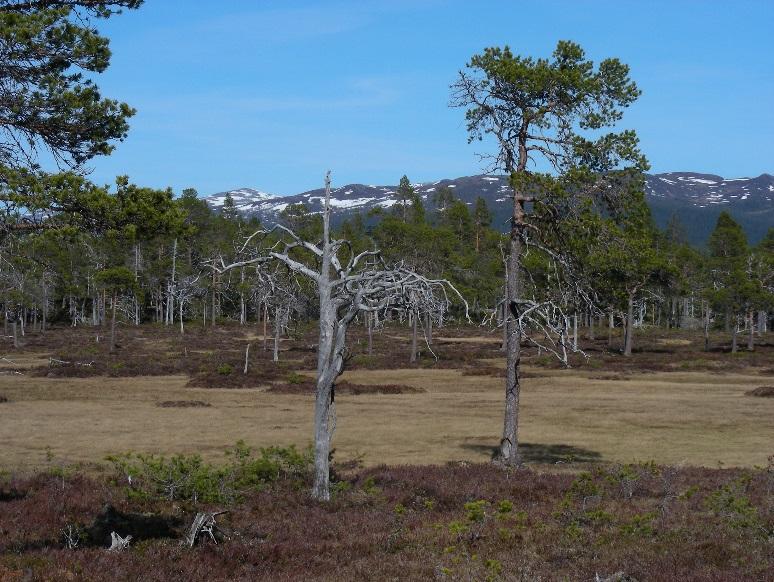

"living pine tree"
[706,211,761,352]
[395,175,415,222]
[589,189,670,356]
[452,40,647,465]
[752,229,774,335]
[0,1,140,171]
[665,212,689,246]
[473,197,492,253]
[0,1,152,239]
[221,192,239,221]
[432,186,456,217]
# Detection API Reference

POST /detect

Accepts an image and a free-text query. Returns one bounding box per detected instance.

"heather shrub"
[216,363,233,376]
[705,474,761,531]
[286,371,306,384]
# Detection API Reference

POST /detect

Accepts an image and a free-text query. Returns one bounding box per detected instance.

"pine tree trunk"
[367,311,373,355]
[134,243,141,325]
[501,301,507,353]
[498,165,526,467]
[211,270,217,327]
[263,303,269,351]
[42,286,48,333]
[110,291,117,353]
[273,307,281,363]
[731,318,738,353]
[312,174,336,500]
[240,267,246,325]
[572,313,578,351]
[588,311,595,340]
[11,319,18,349]
[607,310,614,348]
[703,302,710,352]
[624,292,635,356]
[747,311,754,351]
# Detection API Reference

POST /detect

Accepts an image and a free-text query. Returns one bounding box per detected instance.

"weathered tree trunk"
[607,310,614,348]
[179,300,185,335]
[759,311,768,333]
[623,292,635,357]
[239,267,246,325]
[11,319,19,348]
[134,243,141,325]
[731,317,738,353]
[409,312,418,363]
[426,313,433,346]
[263,303,268,351]
[273,307,282,363]
[572,313,578,351]
[312,172,337,501]
[501,301,507,353]
[367,311,373,355]
[109,291,117,353]
[211,270,217,327]
[703,302,711,352]
[167,238,177,326]
[747,311,754,351]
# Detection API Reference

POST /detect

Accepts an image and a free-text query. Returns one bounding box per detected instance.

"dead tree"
[213,171,466,500]
[244,266,306,362]
[174,274,205,335]
[404,284,449,363]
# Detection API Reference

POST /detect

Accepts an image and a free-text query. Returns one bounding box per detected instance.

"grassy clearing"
[1,365,771,472]
[0,323,771,473]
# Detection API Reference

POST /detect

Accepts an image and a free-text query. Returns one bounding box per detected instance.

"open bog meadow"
[1,324,772,472]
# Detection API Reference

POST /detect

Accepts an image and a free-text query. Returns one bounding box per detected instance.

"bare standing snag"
[213,171,467,500]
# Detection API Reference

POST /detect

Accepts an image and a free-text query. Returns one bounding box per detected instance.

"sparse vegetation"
[0,458,771,580]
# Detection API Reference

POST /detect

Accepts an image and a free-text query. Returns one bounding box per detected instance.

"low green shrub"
[106,441,311,504]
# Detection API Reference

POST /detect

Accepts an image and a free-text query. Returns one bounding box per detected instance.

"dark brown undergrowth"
[746,386,774,398]
[267,381,425,395]
[155,400,212,408]
[1,456,772,581]
[0,394,8,403]
[12,323,774,385]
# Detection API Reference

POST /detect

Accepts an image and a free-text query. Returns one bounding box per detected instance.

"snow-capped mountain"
[205,173,773,245]
[207,187,279,212]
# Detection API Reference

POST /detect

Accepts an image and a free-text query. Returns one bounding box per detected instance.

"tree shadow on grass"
[461,442,602,464]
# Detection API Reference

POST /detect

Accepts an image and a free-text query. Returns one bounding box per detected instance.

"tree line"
[2,172,771,355]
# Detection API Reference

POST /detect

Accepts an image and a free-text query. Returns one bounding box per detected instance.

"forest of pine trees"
[2,178,772,354]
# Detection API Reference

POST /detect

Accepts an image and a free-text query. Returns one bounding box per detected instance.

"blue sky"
[89,0,774,195]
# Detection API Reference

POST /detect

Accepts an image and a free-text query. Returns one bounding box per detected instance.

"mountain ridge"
[205,172,774,245]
